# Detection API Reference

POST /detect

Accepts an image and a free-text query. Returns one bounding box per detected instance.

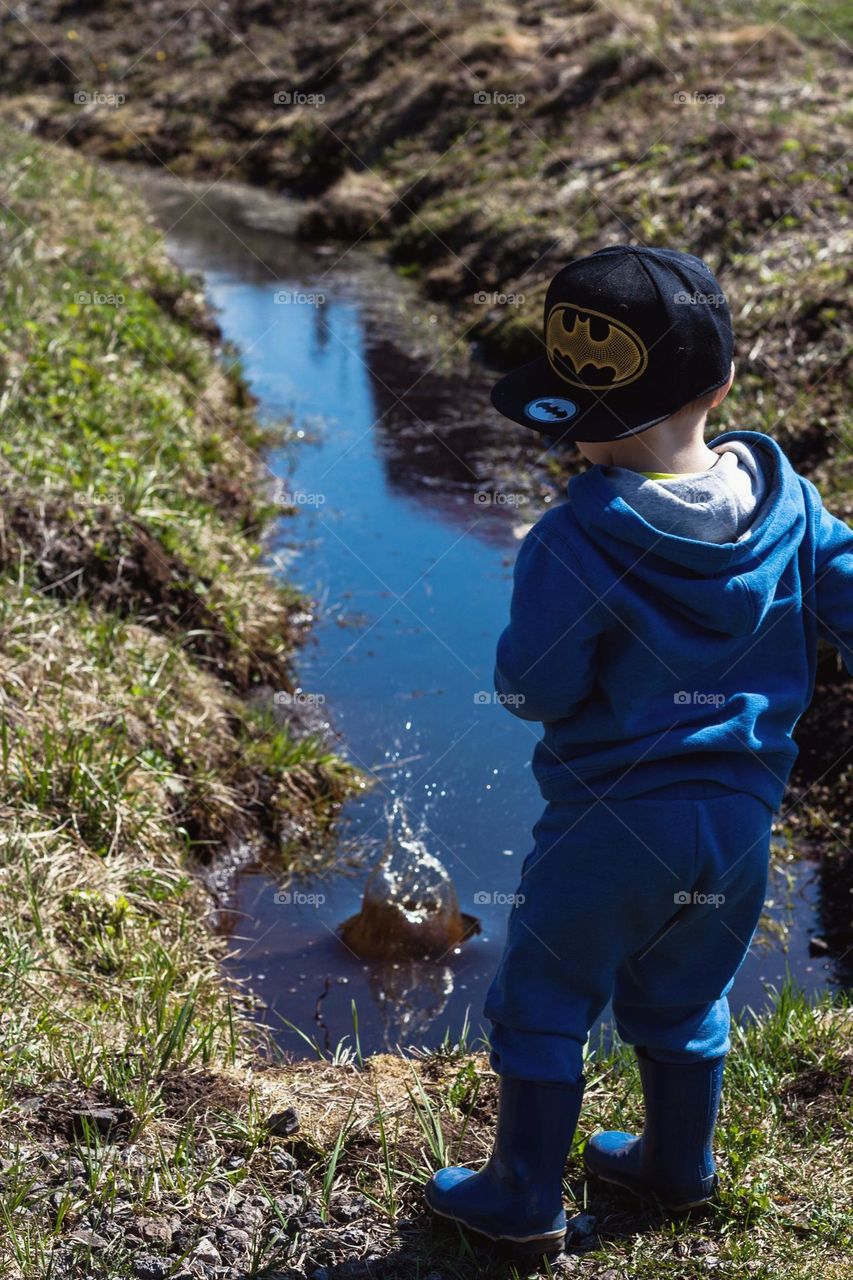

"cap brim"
[491,356,674,444]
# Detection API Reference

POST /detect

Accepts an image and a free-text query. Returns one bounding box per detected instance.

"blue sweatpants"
[484,780,774,1083]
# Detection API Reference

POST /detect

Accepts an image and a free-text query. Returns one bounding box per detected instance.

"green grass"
[228,985,853,1280]
[731,0,853,45]
[417,989,852,1278]
[0,125,360,1275]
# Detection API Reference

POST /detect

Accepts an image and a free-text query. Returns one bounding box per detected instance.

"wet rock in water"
[340,800,479,959]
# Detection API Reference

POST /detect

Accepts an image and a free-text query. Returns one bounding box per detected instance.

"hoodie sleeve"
[812,493,853,675]
[494,513,603,723]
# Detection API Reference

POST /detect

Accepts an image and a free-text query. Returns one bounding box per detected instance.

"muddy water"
[135,172,841,1059]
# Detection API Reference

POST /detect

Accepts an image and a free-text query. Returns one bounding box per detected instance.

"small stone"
[69,1227,108,1248]
[310,1270,329,1280]
[312,1228,349,1252]
[566,1211,597,1238]
[267,1107,300,1136]
[69,1107,120,1138]
[271,1147,298,1171]
[192,1237,221,1265]
[139,1219,173,1247]
[330,1192,369,1222]
[220,1224,250,1242]
[273,1193,303,1221]
[171,1229,194,1254]
[297,1208,325,1229]
[223,1197,262,1225]
[52,1191,74,1214]
[132,1256,170,1280]
[338,1228,366,1247]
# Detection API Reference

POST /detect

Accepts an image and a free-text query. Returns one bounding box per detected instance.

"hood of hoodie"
[602,438,767,544]
[567,430,807,638]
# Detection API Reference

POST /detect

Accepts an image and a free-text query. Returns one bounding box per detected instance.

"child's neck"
[601,418,719,475]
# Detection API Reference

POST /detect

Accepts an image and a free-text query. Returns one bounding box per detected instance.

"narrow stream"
[135,171,840,1059]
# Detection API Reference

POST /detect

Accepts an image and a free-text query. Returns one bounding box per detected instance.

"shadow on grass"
[303,1179,717,1280]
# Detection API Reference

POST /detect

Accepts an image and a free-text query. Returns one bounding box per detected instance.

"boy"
[425,245,853,1254]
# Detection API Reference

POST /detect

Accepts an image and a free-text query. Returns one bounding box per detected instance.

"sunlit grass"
[0,124,359,1276]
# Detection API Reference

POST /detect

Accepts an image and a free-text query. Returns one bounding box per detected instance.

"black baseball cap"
[491,245,734,443]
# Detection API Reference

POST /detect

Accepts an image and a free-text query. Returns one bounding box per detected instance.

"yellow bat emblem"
[546,303,648,389]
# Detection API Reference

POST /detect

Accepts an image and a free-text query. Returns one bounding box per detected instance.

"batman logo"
[546,303,648,389]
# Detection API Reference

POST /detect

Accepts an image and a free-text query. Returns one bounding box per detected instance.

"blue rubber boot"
[425,1076,584,1255]
[584,1049,724,1210]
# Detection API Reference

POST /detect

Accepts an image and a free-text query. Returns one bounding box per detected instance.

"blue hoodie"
[495,429,853,811]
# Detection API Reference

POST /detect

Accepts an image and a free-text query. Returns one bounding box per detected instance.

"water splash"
[340,797,479,959]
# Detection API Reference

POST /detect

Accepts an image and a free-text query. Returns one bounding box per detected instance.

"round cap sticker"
[524,397,577,425]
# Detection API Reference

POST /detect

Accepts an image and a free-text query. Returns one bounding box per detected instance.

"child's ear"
[710,362,735,409]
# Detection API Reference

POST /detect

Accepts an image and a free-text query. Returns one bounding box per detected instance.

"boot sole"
[584,1162,715,1212]
[427,1199,566,1254]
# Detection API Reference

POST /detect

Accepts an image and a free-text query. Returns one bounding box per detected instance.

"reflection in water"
[312,959,457,1054]
[368,959,455,1050]
[341,798,480,959]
